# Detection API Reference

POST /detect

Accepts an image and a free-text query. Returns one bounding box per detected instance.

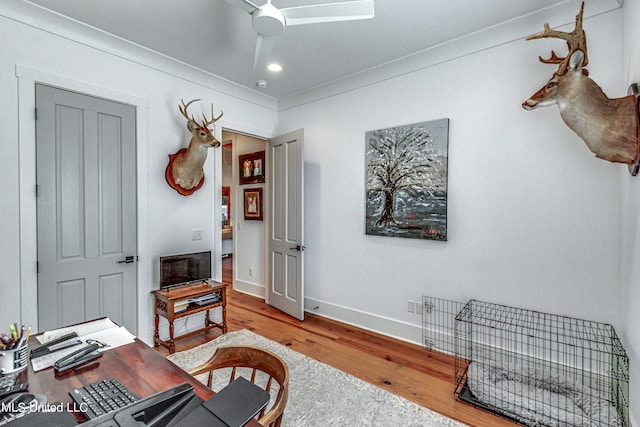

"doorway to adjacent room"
[220,128,305,321]
[220,130,267,292]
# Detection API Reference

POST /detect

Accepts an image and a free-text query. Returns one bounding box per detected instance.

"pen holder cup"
[0,345,28,375]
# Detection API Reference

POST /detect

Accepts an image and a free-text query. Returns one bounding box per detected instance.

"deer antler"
[202,104,223,127]
[179,98,200,123]
[526,1,588,75]
[179,98,223,128]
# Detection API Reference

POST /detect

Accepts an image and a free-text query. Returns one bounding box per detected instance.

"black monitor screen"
[159,251,211,289]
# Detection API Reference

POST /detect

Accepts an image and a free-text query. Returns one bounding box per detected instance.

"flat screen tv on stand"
[159,251,212,291]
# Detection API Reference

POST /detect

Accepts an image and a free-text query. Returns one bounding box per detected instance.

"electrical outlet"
[249,267,254,277]
[408,300,415,313]
[192,229,203,241]
[416,300,424,315]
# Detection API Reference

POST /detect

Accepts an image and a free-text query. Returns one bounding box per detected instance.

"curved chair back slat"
[188,345,289,427]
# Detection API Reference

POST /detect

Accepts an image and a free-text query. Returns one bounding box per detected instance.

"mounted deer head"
[166,99,223,195]
[522,2,640,174]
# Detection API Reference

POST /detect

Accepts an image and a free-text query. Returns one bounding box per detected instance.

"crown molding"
[3,0,622,113]
[3,0,278,112]
[277,0,622,111]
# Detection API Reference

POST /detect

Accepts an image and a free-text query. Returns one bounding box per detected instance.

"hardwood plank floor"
[155,284,517,426]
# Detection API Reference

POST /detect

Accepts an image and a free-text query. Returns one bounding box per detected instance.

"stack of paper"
[31,318,136,372]
[174,300,189,313]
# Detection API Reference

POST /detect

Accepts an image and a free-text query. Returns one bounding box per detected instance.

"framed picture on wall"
[244,188,263,221]
[365,118,449,241]
[239,150,265,185]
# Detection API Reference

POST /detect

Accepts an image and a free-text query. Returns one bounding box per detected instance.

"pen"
[8,325,17,341]
[15,330,27,349]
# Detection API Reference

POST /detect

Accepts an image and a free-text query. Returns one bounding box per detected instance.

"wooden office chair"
[187,345,289,427]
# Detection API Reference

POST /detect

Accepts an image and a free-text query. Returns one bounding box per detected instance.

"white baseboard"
[304,296,423,347]
[233,279,265,299]
[223,291,424,348]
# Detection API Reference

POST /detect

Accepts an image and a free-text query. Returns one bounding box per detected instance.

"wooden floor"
[155,258,516,427]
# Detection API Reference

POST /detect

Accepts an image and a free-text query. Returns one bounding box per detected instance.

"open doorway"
[220,130,267,294]
[221,141,232,285]
[220,128,304,319]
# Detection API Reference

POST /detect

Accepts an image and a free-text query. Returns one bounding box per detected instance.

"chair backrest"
[188,345,289,427]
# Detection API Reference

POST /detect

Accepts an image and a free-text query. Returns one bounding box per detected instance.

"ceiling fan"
[224,0,375,71]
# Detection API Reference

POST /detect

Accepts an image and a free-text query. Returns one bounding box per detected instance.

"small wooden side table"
[152,281,227,354]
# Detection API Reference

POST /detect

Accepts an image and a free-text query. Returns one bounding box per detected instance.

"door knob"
[290,245,305,251]
[117,256,135,264]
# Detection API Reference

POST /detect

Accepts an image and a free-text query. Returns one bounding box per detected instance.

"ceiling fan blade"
[281,0,374,26]
[224,0,259,14]
[254,34,275,71]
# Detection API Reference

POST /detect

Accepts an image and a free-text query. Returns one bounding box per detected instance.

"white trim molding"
[234,280,266,300]
[4,1,277,112]
[304,296,423,347]
[277,0,622,111]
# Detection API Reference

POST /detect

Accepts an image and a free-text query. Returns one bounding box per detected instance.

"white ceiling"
[22,0,616,101]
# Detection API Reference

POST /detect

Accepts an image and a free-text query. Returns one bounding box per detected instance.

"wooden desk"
[20,338,260,426]
[152,282,228,354]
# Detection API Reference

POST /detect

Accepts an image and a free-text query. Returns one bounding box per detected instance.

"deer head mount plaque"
[166,99,223,195]
[522,2,640,175]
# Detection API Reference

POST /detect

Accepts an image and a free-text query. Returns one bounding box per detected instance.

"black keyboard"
[69,378,139,419]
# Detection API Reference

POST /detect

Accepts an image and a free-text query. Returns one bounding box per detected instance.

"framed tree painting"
[244,188,263,221]
[365,118,449,241]
[239,150,265,185]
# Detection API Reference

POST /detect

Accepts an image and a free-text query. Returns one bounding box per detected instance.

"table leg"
[154,314,159,344]
[168,321,175,354]
[222,304,227,333]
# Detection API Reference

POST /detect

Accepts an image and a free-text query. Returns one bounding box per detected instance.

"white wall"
[0,3,278,344]
[281,4,639,422]
[620,0,640,424]
[0,1,636,422]
[0,60,21,338]
[279,10,624,345]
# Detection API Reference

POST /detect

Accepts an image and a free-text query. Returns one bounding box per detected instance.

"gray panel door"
[268,129,304,320]
[36,84,137,333]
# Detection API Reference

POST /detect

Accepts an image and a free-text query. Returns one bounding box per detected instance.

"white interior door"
[36,84,137,332]
[268,129,304,320]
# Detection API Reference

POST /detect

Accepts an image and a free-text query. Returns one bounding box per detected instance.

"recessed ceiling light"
[267,63,283,72]
[256,80,269,89]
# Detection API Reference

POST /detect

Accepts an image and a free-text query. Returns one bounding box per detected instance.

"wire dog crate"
[422,296,466,355]
[453,300,629,427]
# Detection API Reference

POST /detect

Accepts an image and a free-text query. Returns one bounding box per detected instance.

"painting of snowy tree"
[366,119,449,241]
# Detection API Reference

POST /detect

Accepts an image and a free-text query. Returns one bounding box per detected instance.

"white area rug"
[167,329,467,427]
